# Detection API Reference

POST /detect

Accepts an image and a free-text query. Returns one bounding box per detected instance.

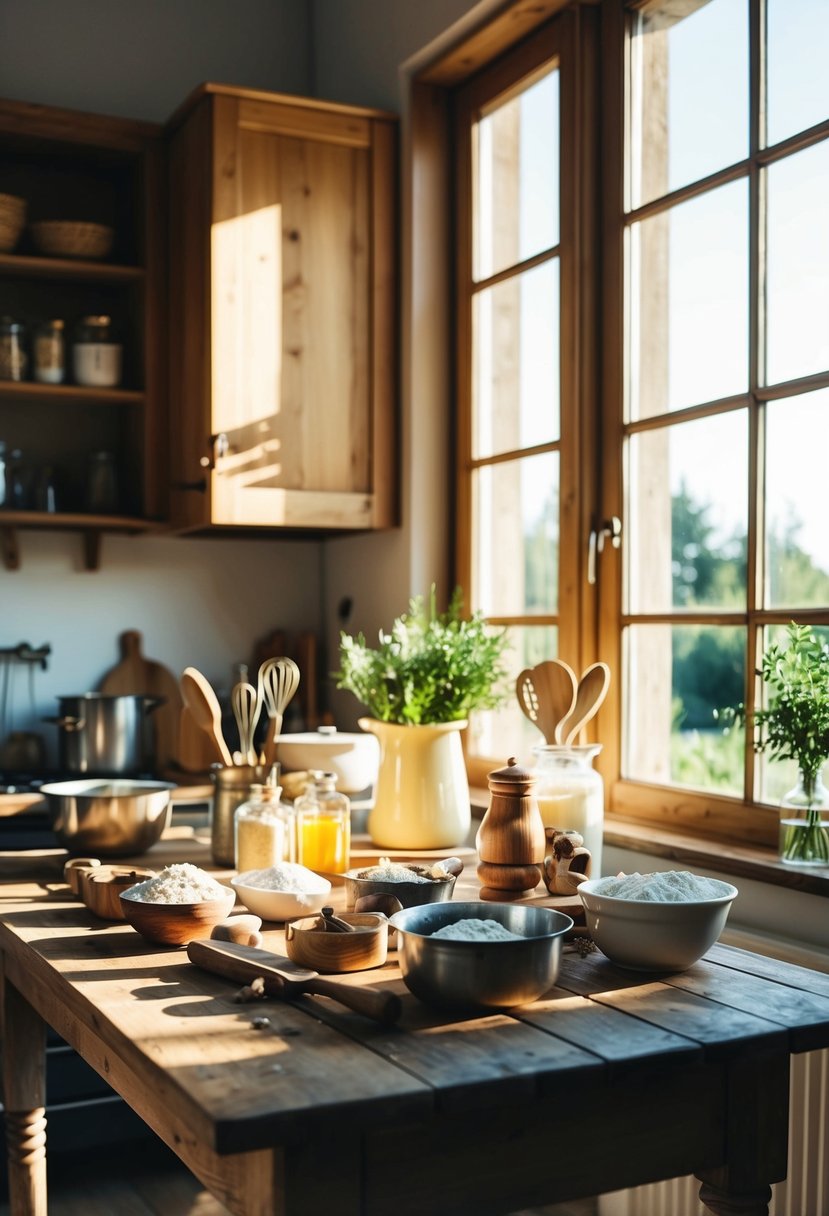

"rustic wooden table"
[2,845,829,1216]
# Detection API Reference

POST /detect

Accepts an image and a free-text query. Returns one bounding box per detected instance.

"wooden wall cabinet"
[0,99,165,570]
[167,85,397,535]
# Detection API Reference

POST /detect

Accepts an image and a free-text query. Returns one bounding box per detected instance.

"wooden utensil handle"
[304,976,401,1026]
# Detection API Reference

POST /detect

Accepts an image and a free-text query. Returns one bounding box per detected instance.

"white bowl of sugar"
[578,870,738,972]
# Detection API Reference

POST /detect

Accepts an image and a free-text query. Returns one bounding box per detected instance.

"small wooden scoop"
[559,661,611,745]
[187,939,401,1026]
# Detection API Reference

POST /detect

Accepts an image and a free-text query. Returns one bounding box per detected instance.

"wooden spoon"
[559,662,611,745]
[232,681,259,766]
[187,938,401,1025]
[180,667,233,767]
[259,657,301,764]
[516,660,578,744]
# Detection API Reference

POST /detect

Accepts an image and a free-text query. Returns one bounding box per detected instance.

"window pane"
[765,390,829,608]
[629,0,748,209]
[758,624,829,803]
[629,180,748,418]
[627,412,748,614]
[475,68,559,282]
[765,140,829,386]
[767,0,829,148]
[469,625,558,764]
[473,260,559,459]
[625,623,745,794]
[473,453,558,617]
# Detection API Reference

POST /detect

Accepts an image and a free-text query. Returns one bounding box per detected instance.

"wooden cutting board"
[98,630,182,773]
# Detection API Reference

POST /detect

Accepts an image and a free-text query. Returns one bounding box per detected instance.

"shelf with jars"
[0,97,165,570]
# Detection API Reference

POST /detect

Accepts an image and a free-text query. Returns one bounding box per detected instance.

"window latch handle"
[588,516,622,585]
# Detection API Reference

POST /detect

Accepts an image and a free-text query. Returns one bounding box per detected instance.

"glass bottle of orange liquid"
[295,771,351,874]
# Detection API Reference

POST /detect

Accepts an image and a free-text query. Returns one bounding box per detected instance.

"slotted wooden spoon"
[559,661,611,745]
[180,667,233,767]
[516,659,578,745]
[258,656,301,764]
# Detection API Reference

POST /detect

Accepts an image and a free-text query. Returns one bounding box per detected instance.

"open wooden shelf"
[0,252,144,283]
[0,512,159,572]
[0,380,144,406]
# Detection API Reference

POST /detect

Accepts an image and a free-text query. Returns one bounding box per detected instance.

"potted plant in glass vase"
[336,588,509,849]
[749,623,829,865]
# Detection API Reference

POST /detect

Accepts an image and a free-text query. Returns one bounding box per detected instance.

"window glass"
[765,389,829,608]
[765,139,829,386]
[473,452,559,618]
[627,411,748,614]
[470,624,558,765]
[473,260,559,459]
[629,0,748,209]
[629,179,748,418]
[757,624,829,804]
[475,68,559,281]
[767,0,829,147]
[625,623,745,794]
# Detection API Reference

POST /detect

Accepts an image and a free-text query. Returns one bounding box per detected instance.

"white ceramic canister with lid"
[73,315,122,387]
[532,744,604,878]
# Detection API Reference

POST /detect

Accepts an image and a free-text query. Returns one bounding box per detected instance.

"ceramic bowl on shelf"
[231,865,331,922]
[577,874,738,972]
[119,886,236,946]
[30,220,114,260]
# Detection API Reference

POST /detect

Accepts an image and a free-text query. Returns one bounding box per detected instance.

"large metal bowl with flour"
[389,900,572,1011]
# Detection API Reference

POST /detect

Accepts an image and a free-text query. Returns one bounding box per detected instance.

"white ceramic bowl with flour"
[578,871,738,972]
[232,862,331,921]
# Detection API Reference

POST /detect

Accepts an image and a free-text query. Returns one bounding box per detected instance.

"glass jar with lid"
[72,315,122,387]
[33,319,65,384]
[532,744,604,878]
[234,781,295,874]
[0,317,27,381]
[295,771,351,873]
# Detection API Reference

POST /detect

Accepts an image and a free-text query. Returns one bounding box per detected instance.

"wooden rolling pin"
[187,939,401,1026]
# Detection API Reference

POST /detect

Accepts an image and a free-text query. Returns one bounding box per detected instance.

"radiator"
[597,931,829,1216]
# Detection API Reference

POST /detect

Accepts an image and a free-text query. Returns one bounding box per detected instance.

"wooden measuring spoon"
[232,681,259,766]
[559,662,611,745]
[187,939,402,1025]
[516,660,578,744]
[259,657,300,764]
[180,667,233,767]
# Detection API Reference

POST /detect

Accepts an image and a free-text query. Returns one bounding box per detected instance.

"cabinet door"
[170,92,396,533]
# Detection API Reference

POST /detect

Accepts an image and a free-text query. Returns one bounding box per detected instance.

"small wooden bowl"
[85,868,157,920]
[120,888,236,946]
[284,912,388,972]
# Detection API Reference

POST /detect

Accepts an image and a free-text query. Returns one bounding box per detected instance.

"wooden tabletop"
[2,843,829,1216]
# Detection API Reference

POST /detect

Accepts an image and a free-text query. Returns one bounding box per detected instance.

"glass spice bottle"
[33,319,65,384]
[0,317,27,381]
[234,781,295,874]
[295,771,351,873]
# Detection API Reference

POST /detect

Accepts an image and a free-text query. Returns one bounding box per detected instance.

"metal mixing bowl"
[389,900,573,1011]
[39,779,175,857]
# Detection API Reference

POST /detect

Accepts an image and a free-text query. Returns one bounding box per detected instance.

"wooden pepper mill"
[476,757,547,901]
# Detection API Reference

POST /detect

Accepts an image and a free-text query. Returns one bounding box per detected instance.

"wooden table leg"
[1,972,47,1216]
[696,1051,790,1216]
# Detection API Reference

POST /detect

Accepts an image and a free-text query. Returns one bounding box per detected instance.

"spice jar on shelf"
[72,315,122,387]
[33,319,65,384]
[295,771,351,873]
[0,317,27,381]
[234,781,295,874]
[85,450,119,514]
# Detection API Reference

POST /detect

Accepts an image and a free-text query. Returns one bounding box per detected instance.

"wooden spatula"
[516,660,578,744]
[559,662,611,745]
[180,667,233,767]
[187,939,401,1025]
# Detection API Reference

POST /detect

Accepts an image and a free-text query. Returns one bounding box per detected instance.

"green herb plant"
[733,623,829,863]
[336,587,510,725]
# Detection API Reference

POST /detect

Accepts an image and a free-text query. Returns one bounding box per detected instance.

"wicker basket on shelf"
[0,193,26,252]
[30,220,114,260]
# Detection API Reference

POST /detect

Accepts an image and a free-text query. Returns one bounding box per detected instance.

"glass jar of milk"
[532,744,604,878]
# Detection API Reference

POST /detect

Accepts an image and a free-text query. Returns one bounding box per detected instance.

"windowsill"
[470,788,829,898]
